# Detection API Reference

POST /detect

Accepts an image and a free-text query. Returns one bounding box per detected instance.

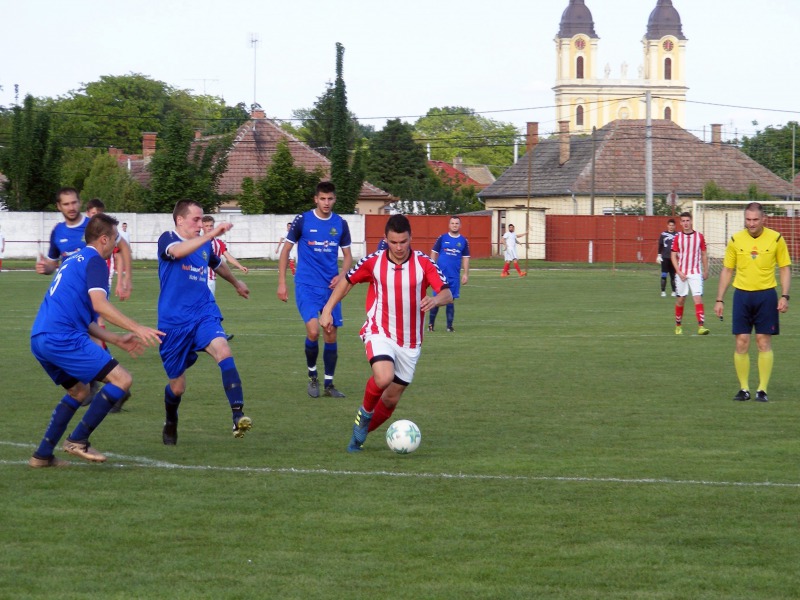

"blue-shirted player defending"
[276,181,353,398]
[157,200,252,445]
[428,216,470,332]
[29,214,163,467]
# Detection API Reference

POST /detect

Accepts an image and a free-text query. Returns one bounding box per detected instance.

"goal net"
[693,200,800,277]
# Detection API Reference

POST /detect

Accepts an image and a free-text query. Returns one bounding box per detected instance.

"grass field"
[1,261,799,599]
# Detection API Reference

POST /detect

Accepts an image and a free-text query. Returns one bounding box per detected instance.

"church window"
[576,105,584,126]
[664,58,672,80]
[576,56,584,79]
[664,107,672,121]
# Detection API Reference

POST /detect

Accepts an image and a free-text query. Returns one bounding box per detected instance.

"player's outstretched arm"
[89,290,164,347]
[223,251,248,274]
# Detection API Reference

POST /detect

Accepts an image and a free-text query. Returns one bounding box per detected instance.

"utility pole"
[645,91,653,216]
[249,33,260,108]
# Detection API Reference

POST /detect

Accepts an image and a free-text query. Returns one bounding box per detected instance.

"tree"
[256,140,324,214]
[739,122,800,182]
[238,177,263,215]
[0,95,61,210]
[329,43,364,214]
[414,107,519,177]
[147,113,231,213]
[81,153,147,212]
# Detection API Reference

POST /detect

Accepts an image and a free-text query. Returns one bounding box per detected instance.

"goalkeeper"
[656,218,677,297]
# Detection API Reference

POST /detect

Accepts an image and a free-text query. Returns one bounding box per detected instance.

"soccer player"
[501,224,528,277]
[29,213,163,467]
[428,216,469,332]
[671,212,710,335]
[714,202,791,402]
[657,218,677,297]
[319,214,452,452]
[202,215,248,341]
[276,221,297,276]
[157,200,252,445]
[276,181,353,399]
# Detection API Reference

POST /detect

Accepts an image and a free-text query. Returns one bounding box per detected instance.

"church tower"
[553,0,688,133]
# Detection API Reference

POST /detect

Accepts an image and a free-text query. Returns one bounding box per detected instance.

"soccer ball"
[385,420,422,454]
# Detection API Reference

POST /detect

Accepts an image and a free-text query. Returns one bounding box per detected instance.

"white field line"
[2,440,799,489]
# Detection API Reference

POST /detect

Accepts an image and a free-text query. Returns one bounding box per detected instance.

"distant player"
[501,224,527,277]
[428,216,469,332]
[671,212,709,335]
[657,218,677,297]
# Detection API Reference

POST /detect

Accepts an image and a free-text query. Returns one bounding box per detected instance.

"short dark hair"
[316,181,336,195]
[679,212,692,219]
[172,200,202,224]
[385,214,411,236]
[85,198,106,212]
[85,213,118,244]
[56,187,80,203]
[202,215,215,224]
[667,218,675,224]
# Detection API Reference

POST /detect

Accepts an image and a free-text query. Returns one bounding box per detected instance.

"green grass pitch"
[1,261,799,599]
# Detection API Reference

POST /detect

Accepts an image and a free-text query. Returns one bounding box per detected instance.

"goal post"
[692,200,800,278]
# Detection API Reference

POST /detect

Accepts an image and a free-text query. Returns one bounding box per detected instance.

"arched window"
[664,106,672,121]
[576,56,584,79]
[576,105,584,126]
[664,57,672,80]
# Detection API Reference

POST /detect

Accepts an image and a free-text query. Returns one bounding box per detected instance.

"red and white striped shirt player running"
[670,211,710,335]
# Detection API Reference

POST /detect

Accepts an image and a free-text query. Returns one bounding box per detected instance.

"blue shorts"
[732,288,780,335]
[437,270,460,300]
[160,316,227,379]
[295,284,343,327]
[31,332,117,387]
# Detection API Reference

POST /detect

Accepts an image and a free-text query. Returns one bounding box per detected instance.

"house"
[428,160,487,191]
[112,109,395,214]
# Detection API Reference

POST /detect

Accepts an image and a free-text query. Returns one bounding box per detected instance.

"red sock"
[362,376,384,413]
[695,303,705,325]
[502,263,509,274]
[368,400,396,432]
[675,305,684,325]
[515,262,522,274]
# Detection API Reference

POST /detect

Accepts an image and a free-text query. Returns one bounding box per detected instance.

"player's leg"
[206,330,251,438]
[296,287,323,397]
[673,277,689,334]
[501,258,510,277]
[321,300,345,397]
[159,326,195,445]
[348,336,396,452]
[753,291,779,401]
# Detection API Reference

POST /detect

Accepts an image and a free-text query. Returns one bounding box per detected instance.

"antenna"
[185,78,219,95]
[249,33,260,109]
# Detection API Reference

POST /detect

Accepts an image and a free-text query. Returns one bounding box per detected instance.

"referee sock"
[219,356,244,417]
[362,376,384,413]
[757,350,774,393]
[69,384,125,441]
[734,352,750,391]
[35,395,81,458]
[368,399,396,432]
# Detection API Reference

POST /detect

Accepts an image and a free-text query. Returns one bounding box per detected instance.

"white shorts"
[504,248,518,261]
[362,333,421,385]
[676,273,704,298]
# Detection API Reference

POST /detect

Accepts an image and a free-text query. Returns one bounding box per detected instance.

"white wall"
[0,212,367,261]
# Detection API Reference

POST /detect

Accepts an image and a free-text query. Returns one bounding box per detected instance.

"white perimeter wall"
[0,213,368,261]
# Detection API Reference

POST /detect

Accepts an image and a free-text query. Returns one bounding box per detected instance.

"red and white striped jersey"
[348,249,448,349]
[671,230,706,275]
[208,238,227,281]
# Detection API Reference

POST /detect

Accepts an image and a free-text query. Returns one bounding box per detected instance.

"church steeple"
[645,0,686,40]
[558,0,598,38]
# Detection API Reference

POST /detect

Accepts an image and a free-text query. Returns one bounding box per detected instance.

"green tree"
[329,43,364,214]
[414,107,519,177]
[739,122,800,182]
[147,113,232,213]
[238,177,264,215]
[257,140,324,214]
[81,152,147,212]
[0,95,62,210]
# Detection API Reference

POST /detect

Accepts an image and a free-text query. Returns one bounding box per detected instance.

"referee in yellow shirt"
[714,202,791,402]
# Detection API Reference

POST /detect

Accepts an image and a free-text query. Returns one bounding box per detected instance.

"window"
[576,56,584,79]
[576,105,584,126]
[664,57,672,80]
[664,106,672,121]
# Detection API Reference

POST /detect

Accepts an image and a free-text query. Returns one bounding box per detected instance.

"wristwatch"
[781,294,790,300]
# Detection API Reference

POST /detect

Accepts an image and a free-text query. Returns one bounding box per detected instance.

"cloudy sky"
[2,0,798,143]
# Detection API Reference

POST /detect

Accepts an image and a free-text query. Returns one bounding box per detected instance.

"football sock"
[305,338,319,378]
[428,306,438,327]
[35,395,81,458]
[734,352,750,390]
[164,385,181,422]
[695,303,705,325]
[757,350,774,393]
[446,304,455,328]
[323,342,338,383]
[362,376,384,413]
[69,384,125,441]
[219,357,244,417]
[660,274,667,291]
[502,264,509,275]
[368,400,396,432]
[514,263,523,274]
[675,305,684,325]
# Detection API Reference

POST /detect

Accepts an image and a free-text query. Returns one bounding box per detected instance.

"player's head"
[385,214,412,263]
[314,182,337,217]
[448,216,461,234]
[85,198,106,217]
[202,215,216,235]
[667,218,676,232]
[744,202,766,237]
[508,224,515,232]
[172,200,205,237]
[56,187,82,223]
[679,212,693,233]
[122,222,128,231]
[85,213,119,258]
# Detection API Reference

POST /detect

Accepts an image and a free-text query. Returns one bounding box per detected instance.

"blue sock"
[323,342,338,387]
[165,385,181,423]
[305,338,319,378]
[68,384,125,442]
[446,304,455,328]
[219,356,244,418]
[35,395,81,458]
[429,306,438,326]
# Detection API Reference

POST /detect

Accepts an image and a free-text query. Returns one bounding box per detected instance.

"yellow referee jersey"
[723,226,791,291]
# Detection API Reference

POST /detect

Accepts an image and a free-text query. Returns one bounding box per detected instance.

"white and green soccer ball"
[385,419,421,454]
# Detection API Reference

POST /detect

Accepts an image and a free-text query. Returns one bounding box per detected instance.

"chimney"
[251,108,266,120]
[142,132,157,159]
[194,128,203,140]
[711,123,722,147]
[108,147,122,157]
[558,120,570,165]
[526,122,539,153]
[453,156,464,173]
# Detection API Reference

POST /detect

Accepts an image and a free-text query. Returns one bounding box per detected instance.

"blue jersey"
[31,245,109,337]
[287,210,351,289]
[432,233,470,280]
[47,216,89,262]
[157,231,222,329]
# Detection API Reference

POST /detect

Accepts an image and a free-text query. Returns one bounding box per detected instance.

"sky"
[1,0,799,145]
